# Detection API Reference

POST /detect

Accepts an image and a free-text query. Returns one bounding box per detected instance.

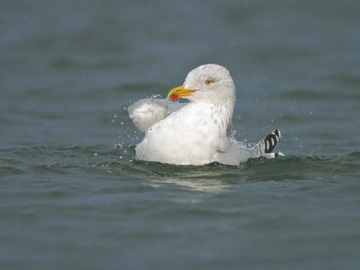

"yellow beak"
[167,85,196,100]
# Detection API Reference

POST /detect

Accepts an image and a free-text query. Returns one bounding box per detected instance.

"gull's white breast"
[135,102,230,165]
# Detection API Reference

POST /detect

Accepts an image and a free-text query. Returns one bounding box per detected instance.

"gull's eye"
[205,79,215,85]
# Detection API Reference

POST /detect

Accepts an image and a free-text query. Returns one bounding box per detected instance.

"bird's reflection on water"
[135,161,240,193]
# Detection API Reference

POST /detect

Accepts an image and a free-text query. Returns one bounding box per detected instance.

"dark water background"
[1,0,360,269]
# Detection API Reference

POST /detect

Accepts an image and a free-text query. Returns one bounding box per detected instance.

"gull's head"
[167,64,236,105]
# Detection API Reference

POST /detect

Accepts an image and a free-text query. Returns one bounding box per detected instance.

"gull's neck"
[190,98,235,129]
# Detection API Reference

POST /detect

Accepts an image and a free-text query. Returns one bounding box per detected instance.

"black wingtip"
[264,129,281,153]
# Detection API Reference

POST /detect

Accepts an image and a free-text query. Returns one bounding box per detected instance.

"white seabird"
[128,64,281,165]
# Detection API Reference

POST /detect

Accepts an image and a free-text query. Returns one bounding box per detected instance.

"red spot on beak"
[170,94,179,100]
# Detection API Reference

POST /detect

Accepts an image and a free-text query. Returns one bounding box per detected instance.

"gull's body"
[128,64,281,165]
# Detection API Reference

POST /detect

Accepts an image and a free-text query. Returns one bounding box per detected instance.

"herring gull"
[128,64,281,165]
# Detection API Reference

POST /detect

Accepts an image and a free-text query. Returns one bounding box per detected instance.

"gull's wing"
[250,129,282,157]
[128,98,185,132]
[215,129,282,165]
